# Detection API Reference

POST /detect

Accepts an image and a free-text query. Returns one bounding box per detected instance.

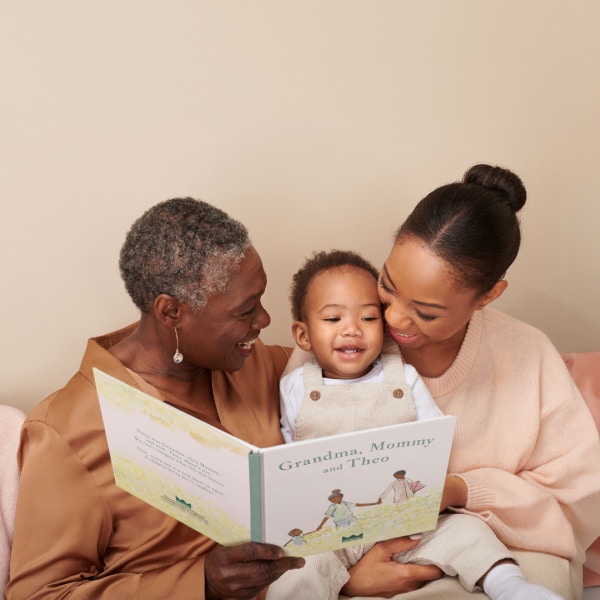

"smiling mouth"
[336,347,363,354]
[390,328,419,341]
[238,339,256,351]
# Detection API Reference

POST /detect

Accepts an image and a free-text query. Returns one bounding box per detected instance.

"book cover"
[94,368,456,557]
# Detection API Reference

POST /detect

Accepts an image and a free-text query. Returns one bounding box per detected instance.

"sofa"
[562,353,600,600]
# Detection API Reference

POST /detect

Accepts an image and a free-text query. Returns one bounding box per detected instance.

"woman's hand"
[341,537,443,598]
[440,474,468,512]
[204,542,304,599]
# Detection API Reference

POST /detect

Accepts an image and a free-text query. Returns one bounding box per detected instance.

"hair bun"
[463,164,526,212]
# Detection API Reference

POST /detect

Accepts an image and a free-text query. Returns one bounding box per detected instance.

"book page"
[94,368,256,546]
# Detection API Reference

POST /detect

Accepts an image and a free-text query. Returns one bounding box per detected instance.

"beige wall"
[2,1,599,414]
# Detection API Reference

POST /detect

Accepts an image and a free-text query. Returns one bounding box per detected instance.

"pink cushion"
[561,352,600,587]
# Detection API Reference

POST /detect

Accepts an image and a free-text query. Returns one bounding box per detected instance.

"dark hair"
[290,249,379,321]
[328,489,343,500]
[395,164,527,293]
[119,197,250,312]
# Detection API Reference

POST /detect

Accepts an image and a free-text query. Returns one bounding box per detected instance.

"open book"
[94,368,456,557]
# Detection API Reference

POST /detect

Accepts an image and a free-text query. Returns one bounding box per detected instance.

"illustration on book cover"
[281,468,432,555]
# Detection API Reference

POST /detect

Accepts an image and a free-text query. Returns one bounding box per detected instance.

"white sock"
[482,563,565,600]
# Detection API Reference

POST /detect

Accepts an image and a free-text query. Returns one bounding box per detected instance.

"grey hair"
[119,197,251,312]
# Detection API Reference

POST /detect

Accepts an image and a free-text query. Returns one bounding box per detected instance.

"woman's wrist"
[441,475,468,510]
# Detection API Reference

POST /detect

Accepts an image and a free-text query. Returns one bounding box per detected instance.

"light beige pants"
[267,513,580,599]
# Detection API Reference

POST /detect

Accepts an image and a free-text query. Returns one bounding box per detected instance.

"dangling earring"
[173,327,183,364]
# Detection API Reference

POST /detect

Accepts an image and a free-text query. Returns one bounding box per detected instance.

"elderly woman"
[7,198,313,600]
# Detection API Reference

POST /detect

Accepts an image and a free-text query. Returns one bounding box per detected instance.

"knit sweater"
[383,307,600,565]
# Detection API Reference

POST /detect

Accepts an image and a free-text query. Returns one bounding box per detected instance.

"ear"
[152,294,183,327]
[474,280,508,310]
[291,321,312,352]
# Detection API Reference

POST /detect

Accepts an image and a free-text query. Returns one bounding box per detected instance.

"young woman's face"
[378,237,485,352]
[294,266,384,380]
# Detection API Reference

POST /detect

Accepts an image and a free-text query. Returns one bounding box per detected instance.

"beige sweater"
[405,307,600,567]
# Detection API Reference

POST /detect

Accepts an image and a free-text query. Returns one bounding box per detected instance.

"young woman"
[288,165,600,599]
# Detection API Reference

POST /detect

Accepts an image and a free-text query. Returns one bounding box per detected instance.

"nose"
[253,303,271,331]
[384,302,412,331]
[341,318,362,337]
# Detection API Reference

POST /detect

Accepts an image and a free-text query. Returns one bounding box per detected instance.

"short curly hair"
[290,249,379,322]
[119,197,250,312]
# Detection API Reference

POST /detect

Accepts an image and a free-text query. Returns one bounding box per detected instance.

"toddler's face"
[297,266,384,379]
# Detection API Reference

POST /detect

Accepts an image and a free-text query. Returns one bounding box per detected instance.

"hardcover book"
[94,368,456,557]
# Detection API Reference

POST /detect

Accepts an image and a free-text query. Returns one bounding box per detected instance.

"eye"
[362,316,380,322]
[239,304,257,318]
[323,317,340,323]
[416,310,437,322]
[378,275,393,294]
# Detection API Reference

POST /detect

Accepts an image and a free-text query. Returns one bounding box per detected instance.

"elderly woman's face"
[180,246,271,372]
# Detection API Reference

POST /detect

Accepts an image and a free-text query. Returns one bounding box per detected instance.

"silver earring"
[173,327,183,364]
